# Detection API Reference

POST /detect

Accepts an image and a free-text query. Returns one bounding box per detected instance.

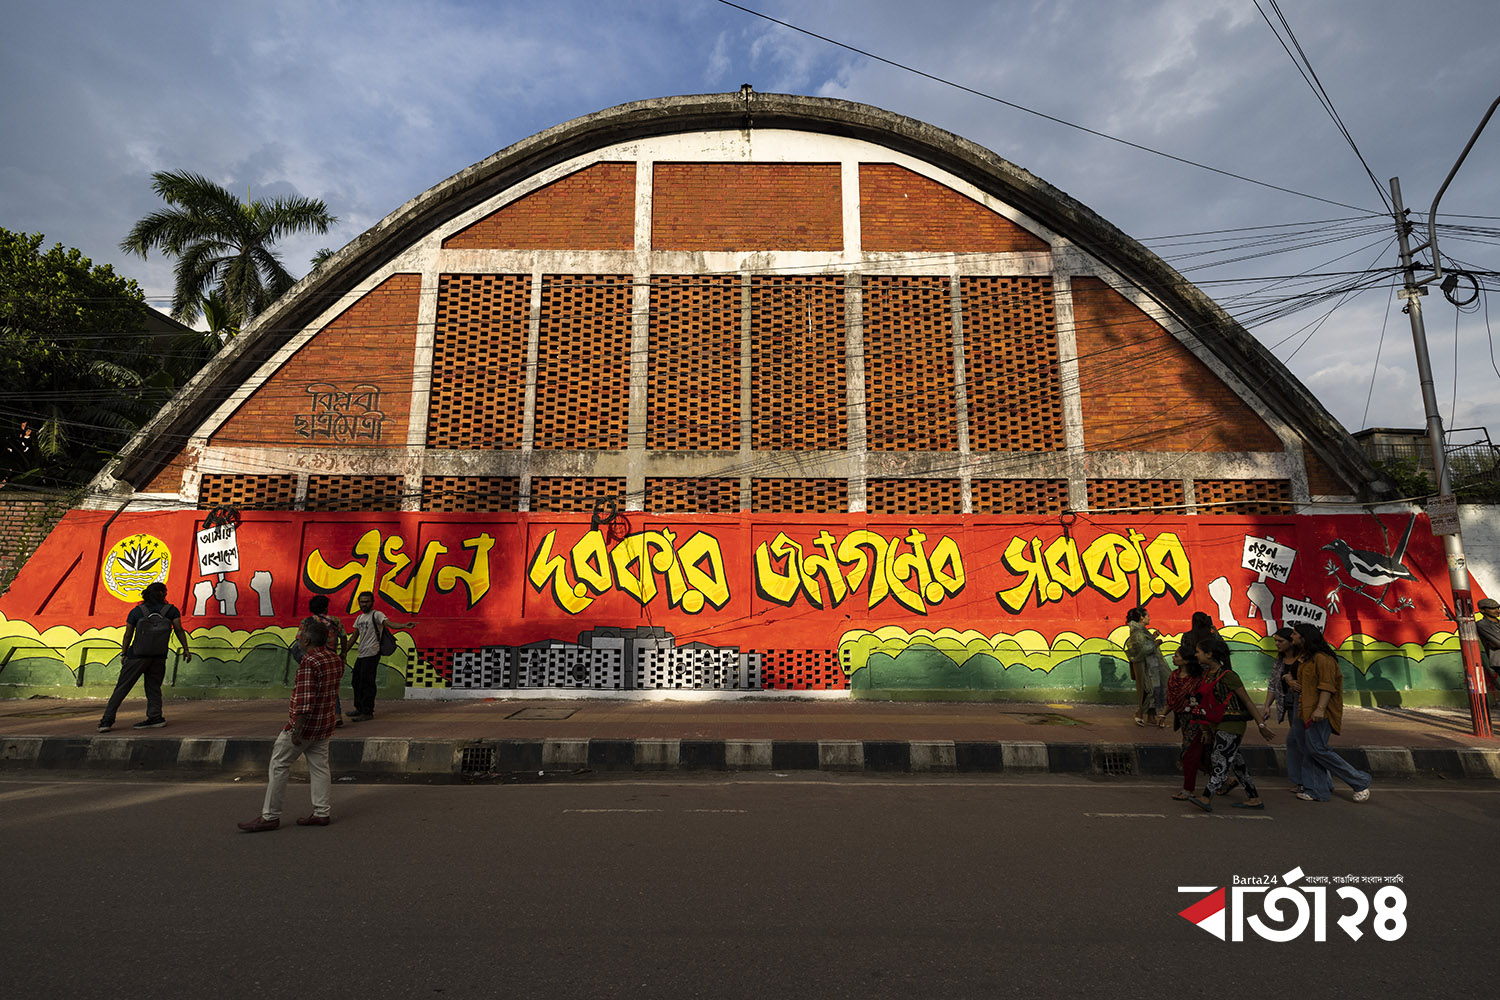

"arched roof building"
[4,93,1461,704]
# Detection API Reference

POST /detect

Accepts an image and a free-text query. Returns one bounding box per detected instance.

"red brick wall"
[1194,479,1294,514]
[1071,277,1281,452]
[530,476,626,512]
[1087,479,1186,513]
[421,476,520,512]
[198,474,298,510]
[652,163,842,251]
[751,478,848,513]
[1305,452,1352,495]
[868,478,963,514]
[144,450,190,493]
[645,478,741,513]
[972,479,1068,515]
[305,475,404,512]
[442,163,635,250]
[860,164,1049,253]
[0,495,70,592]
[210,274,421,449]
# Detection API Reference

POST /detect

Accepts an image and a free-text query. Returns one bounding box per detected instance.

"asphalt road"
[2,773,1494,999]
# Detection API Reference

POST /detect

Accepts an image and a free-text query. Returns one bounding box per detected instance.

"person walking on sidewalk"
[1261,626,1307,794]
[97,581,191,732]
[348,592,412,722]
[1169,641,1222,806]
[1194,636,1273,811]
[238,618,343,832]
[1475,598,1500,695]
[298,595,349,727]
[1124,607,1169,727]
[1284,623,1371,803]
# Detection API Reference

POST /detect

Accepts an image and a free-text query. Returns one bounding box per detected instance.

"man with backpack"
[347,591,413,722]
[97,581,191,732]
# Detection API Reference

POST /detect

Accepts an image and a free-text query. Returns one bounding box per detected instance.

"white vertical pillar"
[627,158,654,511]
[950,270,971,513]
[1050,262,1087,511]
[519,268,543,513]
[402,269,440,511]
[845,272,866,513]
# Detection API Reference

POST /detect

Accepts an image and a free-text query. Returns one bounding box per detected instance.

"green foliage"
[1372,457,1434,502]
[0,227,203,489]
[199,288,240,342]
[121,170,336,323]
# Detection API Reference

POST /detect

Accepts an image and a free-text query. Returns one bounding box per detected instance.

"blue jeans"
[1289,718,1370,801]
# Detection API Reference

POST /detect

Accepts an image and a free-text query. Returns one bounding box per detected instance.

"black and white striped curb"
[3,736,1498,781]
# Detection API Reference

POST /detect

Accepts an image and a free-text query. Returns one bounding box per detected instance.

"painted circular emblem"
[102,533,172,603]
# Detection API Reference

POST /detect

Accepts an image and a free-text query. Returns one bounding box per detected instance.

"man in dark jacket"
[97,581,191,732]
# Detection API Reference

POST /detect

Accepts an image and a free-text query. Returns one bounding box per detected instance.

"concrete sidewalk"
[2,695,1497,781]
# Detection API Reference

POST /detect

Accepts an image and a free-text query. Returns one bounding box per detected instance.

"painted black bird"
[1322,513,1417,593]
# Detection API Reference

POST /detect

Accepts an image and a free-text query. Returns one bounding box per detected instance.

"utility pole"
[1389,175,1492,738]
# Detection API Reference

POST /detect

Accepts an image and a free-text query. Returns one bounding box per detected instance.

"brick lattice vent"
[427,273,531,449]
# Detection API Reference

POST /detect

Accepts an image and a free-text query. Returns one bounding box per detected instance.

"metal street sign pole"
[1389,176,1492,738]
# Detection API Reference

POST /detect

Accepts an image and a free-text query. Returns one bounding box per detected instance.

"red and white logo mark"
[1177,886,1227,940]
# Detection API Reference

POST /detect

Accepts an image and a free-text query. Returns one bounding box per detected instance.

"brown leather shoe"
[237,816,279,833]
[296,814,331,827]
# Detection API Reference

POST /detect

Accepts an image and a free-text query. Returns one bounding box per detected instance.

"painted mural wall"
[0,505,1471,706]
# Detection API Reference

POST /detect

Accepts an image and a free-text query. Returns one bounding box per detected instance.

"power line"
[714,0,1377,213]
[1253,0,1393,213]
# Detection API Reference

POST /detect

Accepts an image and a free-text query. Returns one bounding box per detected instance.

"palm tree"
[121,170,336,325]
[199,288,241,345]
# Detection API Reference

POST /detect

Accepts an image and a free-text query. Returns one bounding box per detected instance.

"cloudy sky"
[4,0,1498,441]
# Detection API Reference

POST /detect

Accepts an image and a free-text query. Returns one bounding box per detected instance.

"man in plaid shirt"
[238,619,344,831]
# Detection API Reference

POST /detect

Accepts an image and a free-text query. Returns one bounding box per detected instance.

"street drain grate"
[459,746,496,773]
[506,708,576,721]
[1097,751,1135,776]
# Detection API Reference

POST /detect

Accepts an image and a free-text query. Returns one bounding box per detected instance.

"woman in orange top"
[1283,623,1372,803]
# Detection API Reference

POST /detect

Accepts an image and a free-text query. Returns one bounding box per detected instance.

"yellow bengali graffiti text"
[305,529,493,613]
[995,529,1192,612]
[754,528,966,615]
[527,528,730,615]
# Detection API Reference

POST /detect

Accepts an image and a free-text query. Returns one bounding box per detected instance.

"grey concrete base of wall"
[1,736,1495,782]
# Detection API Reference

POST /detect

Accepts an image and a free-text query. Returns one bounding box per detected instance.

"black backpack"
[133,603,175,656]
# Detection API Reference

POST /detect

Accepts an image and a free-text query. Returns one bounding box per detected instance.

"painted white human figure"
[214,573,239,615]
[1245,579,1277,634]
[191,574,240,616]
[250,571,274,616]
[1207,576,1240,627]
[192,579,216,616]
